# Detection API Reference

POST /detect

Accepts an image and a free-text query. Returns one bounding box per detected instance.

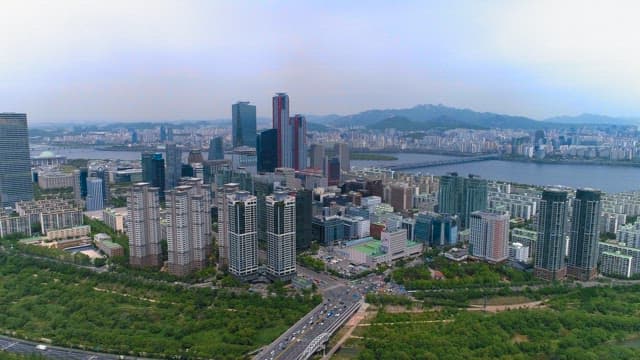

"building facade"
[0,113,34,207]
[469,210,510,263]
[567,188,601,281]
[534,188,569,281]
[127,183,162,268]
[227,191,258,280]
[266,192,296,281]
[232,101,257,148]
[86,177,104,211]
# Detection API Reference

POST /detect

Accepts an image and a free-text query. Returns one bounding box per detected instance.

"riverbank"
[350,153,398,161]
[500,156,640,168]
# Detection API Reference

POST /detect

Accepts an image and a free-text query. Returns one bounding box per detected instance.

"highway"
[255,267,368,360]
[0,335,148,359]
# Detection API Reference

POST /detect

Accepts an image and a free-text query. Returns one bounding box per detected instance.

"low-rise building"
[600,251,633,278]
[103,207,126,233]
[94,233,125,257]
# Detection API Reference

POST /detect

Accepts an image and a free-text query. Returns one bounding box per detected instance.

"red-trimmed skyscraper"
[272,93,292,168]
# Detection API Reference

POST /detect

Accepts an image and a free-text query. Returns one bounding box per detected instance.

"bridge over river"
[384,154,499,171]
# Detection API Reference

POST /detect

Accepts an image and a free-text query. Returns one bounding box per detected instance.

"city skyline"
[3,1,640,123]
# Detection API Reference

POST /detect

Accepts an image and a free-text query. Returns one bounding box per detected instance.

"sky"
[2,0,640,123]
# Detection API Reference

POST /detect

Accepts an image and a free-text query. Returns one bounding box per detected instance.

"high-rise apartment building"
[266,192,296,281]
[232,101,257,148]
[216,183,240,268]
[0,113,34,207]
[208,136,224,160]
[166,179,212,276]
[469,210,510,263]
[227,190,258,280]
[438,173,487,229]
[534,188,569,281]
[334,142,350,172]
[165,144,183,190]
[127,182,162,268]
[291,114,307,170]
[273,93,292,168]
[86,177,104,211]
[257,129,278,173]
[567,188,601,281]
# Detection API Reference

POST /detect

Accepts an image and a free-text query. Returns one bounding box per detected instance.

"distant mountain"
[309,104,542,130]
[544,113,640,126]
[367,115,487,131]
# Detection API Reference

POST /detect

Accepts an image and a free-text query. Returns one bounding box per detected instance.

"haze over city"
[3,0,640,123]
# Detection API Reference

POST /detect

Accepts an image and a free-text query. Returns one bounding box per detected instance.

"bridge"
[384,154,499,171]
[254,285,362,360]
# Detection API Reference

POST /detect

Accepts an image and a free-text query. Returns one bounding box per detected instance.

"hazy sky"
[2,1,640,123]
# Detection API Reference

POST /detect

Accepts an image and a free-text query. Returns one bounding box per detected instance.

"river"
[352,153,640,193]
[31,146,640,193]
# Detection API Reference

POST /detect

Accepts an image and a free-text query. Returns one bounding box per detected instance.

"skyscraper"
[291,114,307,170]
[95,167,110,205]
[0,113,34,208]
[334,142,350,172]
[295,189,313,251]
[389,182,414,213]
[437,173,487,229]
[208,136,224,160]
[328,157,341,186]
[257,129,278,173]
[232,101,257,148]
[72,169,81,205]
[534,188,569,281]
[567,188,601,281]
[166,180,212,276]
[273,93,292,168]
[85,177,104,211]
[216,182,240,268]
[127,182,162,268]
[165,144,183,190]
[309,144,326,174]
[142,152,165,201]
[159,125,167,142]
[266,192,297,281]
[469,209,510,263]
[79,167,88,198]
[227,190,258,280]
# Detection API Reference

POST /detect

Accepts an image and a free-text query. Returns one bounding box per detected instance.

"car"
[36,345,48,351]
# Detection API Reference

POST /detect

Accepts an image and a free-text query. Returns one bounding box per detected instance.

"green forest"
[348,286,640,359]
[0,254,319,359]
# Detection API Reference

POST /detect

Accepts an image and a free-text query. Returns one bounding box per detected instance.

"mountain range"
[306,104,640,131]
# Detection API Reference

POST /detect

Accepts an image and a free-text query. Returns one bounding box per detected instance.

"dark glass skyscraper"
[327,157,341,186]
[567,188,601,281]
[272,93,291,168]
[142,152,166,201]
[208,136,224,160]
[257,129,278,173]
[95,167,110,205]
[534,188,569,281]
[0,113,34,207]
[295,189,313,251]
[165,144,182,190]
[437,173,487,229]
[232,101,257,148]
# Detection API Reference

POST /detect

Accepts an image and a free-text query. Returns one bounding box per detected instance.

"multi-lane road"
[0,335,145,359]
[255,266,372,360]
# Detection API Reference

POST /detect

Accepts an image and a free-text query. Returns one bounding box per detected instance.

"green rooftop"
[354,240,384,256]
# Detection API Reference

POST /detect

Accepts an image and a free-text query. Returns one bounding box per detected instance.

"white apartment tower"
[166,178,212,276]
[127,182,162,268]
[266,191,297,281]
[469,209,510,263]
[227,191,258,280]
[216,183,240,269]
